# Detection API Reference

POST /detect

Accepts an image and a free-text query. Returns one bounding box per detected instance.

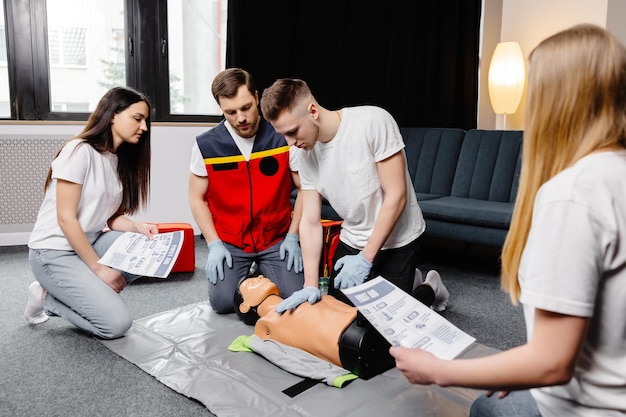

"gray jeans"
[470,390,542,417]
[29,231,141,339]
[208,240,304,313]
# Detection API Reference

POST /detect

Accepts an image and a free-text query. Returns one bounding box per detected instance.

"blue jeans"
[208,240,304,313]
[470,390,542,417]
[29,231,141,339]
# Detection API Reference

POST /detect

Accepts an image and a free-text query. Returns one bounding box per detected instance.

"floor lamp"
[488,41,525,130]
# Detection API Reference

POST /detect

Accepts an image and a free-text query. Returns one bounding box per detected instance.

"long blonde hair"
[501,24,626,303]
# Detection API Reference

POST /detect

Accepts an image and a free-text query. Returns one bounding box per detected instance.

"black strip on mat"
[282,378,321,397]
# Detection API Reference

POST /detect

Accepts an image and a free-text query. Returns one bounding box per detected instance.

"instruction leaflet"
[341,276,476,360]
[98,231,184,278]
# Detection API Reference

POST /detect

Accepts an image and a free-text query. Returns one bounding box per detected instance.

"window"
[52,102,90,112]
[167,0,226,115]
[46,0,124,113]
[0,26,6,62]
[2,0,226,122]
[0,0,10,118]
[48,27,87,66]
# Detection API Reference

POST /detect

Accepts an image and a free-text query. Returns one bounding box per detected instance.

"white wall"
[607,0,626,44]
[0,123,210,245]
[479,0,620,130]
[130,124,209,231]
[500,0,609,130]
[477,0,503,130]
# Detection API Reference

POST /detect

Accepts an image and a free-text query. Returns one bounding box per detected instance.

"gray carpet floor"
[0,237,525,417]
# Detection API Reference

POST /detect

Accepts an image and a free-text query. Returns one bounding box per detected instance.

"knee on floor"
[93,312,133,340]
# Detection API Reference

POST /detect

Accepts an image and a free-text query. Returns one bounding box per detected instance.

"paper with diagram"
[341,276,476,360]
[98,231,184,278]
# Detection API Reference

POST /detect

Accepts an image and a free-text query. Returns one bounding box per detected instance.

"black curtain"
[226,0,481,129]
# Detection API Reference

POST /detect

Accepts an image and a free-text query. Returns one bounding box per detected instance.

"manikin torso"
[238,276,357,366]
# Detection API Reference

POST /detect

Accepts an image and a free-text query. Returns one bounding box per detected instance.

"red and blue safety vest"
[196,119,293,253]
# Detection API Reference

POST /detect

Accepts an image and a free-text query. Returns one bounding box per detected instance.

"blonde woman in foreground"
[390,24,626,417]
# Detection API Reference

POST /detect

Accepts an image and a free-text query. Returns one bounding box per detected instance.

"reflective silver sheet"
[101,301,495,417]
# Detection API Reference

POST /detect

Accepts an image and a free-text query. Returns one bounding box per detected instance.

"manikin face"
[218,85,260,139]
[110,101,149,152]
[270,104,320,150]
[238,275,280,314]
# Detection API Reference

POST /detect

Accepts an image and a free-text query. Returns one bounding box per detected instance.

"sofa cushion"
[415,192,447,201]
[451,129,523,203]
[421,219,509,247]
[401,127,465,198]
[418,197,514,229]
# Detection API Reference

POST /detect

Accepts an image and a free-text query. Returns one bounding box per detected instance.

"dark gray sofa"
[403,128,523,247]
[296,127,523,248]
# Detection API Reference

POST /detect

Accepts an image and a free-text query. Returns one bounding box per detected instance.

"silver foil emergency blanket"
[101,301,495,417]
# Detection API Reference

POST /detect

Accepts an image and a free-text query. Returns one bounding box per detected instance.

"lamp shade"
[488,42,525,115]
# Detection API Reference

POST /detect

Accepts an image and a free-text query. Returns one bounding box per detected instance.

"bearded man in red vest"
[189,68,304,313]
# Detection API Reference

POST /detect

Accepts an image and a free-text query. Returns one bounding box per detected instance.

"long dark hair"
[44,86,152,214]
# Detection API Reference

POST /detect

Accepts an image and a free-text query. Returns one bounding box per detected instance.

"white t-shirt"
[297,106,425,250]
[225,120,255,161]
[28,139,123,250]
[519,151,626,417]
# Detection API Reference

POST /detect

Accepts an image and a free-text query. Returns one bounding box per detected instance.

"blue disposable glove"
[206,239,233,284]
[275,286,321,313]
[279,233,303,273]
[333,252,372,289]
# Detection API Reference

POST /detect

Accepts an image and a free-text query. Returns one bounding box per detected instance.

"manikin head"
[234,275,281,325]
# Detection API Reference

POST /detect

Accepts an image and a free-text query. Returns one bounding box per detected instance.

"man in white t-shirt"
[189,69,304,313]
[261,78,447,312]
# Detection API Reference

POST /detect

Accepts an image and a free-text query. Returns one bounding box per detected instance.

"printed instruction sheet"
[98,231,184,278]
[342,276,476,360]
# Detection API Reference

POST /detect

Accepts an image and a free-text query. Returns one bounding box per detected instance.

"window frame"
[2,0,223,122]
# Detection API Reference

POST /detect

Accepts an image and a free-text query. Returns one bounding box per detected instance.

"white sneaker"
[425,270,450,312]
[24,282,49,325]
[412,268,423,293]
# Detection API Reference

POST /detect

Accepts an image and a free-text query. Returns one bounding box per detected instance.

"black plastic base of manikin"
[338,313,395,380]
